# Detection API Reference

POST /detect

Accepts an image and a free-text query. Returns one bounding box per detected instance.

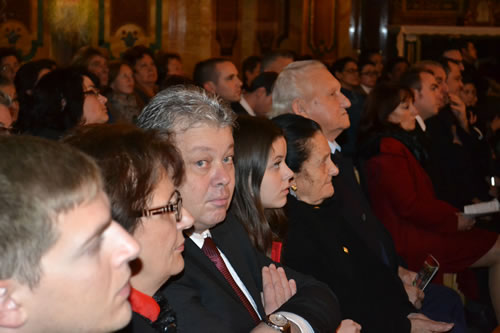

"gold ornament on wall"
[47,0,95,43]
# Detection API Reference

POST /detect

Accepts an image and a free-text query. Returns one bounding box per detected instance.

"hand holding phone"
[413,254,440,290]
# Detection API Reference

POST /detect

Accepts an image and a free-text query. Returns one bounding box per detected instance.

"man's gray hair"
[137,85,235,134]
[271,60,326,118]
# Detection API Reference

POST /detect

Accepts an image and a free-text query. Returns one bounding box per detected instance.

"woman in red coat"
[357,82,500,322]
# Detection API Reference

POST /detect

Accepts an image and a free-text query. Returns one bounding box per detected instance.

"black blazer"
[162,213,341,332]
[118,313,160,333]
[331,152,401,271]
[283,195,414,332]
[424,108,491,208]
[230,101,250,116]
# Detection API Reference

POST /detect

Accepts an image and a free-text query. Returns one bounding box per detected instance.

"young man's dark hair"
[247,71,278,94]
[0,135,139,332]
[260,50,294,73]
[193,58,228,88]
[330,57,357,78]
[241,55,261,89]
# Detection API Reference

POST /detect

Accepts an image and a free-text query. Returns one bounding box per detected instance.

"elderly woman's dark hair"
[63,123,184,233]
[15,68,85,137]
[122,45,155,69]
[358,82,414,143]
[271,114,322,173]
[232,115,285,254]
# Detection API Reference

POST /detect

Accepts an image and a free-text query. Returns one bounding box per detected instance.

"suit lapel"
[184,237,242,303]
[211,218,266,317]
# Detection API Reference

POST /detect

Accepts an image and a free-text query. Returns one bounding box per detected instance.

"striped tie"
[202,237,260,324]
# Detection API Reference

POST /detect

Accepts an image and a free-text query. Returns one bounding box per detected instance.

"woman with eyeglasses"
[64,123,194,333]
[358,60,378,95]
[15,68,109,139]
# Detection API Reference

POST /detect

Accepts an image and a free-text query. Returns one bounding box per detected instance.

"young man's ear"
[203,81,217,94]
[291,98,308,118]
[0,281,28,328]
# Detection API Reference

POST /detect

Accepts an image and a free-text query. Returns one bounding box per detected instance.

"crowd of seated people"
[1,36,500,333]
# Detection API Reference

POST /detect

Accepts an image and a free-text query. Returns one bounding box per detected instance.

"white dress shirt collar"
[240,96,255,116]
[415,115,426,132]
[328,140,342,154]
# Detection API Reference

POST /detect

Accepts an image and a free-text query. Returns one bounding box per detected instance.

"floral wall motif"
[0,0,43,61]
[100,0,162,59]
[0,0,354,69]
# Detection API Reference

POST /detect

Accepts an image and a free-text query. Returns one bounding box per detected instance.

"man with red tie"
[137,85,341,332]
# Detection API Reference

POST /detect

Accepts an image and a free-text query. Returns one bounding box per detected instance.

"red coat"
[364,137,496,276]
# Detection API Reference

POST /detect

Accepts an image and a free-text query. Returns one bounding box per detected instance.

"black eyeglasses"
[343,68,359,74]
[139,190,183,222]
[443,57,463,67]
[83,89,101,98]
[361,71,377,77]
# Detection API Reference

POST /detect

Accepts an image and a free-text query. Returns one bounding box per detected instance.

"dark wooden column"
[360,0,389,54]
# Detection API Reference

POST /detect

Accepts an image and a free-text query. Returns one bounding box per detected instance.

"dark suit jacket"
[424,108,491,208]
[336,88,365,157]
[117,313,159,333]
[162,213,341,332]
[331,151,401,271]
[283,195,413,332]
[230,101,250,116]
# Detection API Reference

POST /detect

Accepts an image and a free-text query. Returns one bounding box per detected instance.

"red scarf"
[129,287,160,322]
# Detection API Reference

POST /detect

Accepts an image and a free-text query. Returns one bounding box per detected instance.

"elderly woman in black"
[273,113,457,333]
[65,123,194,332]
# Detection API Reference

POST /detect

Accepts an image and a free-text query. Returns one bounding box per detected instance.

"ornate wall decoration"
[98,0,163,59]
[306,0,337,57]
[256,0,289,53]
[405,0,459,11]
[0,0,43,61]
[215,0,239,56]
[463,0,500,26]
[390,0,461,25]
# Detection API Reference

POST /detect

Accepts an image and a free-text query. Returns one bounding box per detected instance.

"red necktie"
[202,237,261,324]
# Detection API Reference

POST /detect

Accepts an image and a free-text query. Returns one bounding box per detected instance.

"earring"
[290,184,297,192]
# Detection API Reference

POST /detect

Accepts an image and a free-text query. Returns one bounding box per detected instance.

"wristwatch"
[264,313,291,332]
